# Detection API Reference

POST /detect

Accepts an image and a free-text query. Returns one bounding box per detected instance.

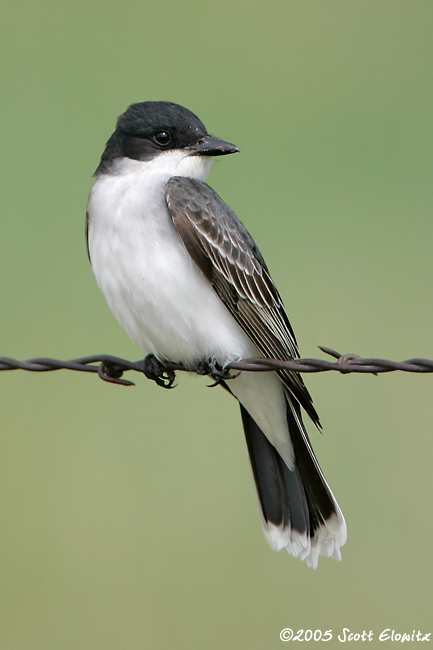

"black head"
[95,101,239,175]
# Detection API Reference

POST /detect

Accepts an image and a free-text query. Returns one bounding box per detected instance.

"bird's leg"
[196,358,240,387]
[141,354,176,389]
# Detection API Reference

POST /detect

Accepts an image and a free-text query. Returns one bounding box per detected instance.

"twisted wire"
[1,347,432,387]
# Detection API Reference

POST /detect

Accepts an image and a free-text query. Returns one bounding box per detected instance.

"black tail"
[240,397,346,569]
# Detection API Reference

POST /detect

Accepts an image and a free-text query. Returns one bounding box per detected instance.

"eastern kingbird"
[86,101,347,568]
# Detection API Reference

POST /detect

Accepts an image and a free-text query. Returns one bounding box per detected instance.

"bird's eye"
[153,131,172,146]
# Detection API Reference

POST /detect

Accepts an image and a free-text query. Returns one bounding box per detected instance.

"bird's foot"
[141,354,176,389]
[196,358,240,387]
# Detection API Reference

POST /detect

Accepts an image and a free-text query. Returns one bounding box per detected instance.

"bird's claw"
[141,354,176,389]
[196,358,240,387]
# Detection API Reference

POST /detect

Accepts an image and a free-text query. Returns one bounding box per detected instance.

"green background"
[1,1,433,648]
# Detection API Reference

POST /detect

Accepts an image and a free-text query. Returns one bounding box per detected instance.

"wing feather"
[165,176,319,424]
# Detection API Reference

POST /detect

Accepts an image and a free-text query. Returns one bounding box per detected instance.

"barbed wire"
[1,347,433,388]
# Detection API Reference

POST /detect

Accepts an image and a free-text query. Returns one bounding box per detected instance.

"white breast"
[86,151,254,366]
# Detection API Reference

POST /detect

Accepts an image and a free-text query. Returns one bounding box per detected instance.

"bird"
[86,101,347,568]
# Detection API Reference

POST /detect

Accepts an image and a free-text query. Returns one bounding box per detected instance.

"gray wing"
[165,176,319,425]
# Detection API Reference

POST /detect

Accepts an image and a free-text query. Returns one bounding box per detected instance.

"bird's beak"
[187,135,240,157]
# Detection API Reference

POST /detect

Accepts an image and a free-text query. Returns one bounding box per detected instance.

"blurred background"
[1,1,433,648]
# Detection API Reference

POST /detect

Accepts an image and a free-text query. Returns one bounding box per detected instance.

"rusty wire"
[1,347,433,387]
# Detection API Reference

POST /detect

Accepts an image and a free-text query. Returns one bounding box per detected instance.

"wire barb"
[1,348,433,387]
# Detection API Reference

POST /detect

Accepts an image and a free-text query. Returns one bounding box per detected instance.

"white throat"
[107,149,213,183]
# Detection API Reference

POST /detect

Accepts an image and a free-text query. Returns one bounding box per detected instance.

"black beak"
[187,135,240,157]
